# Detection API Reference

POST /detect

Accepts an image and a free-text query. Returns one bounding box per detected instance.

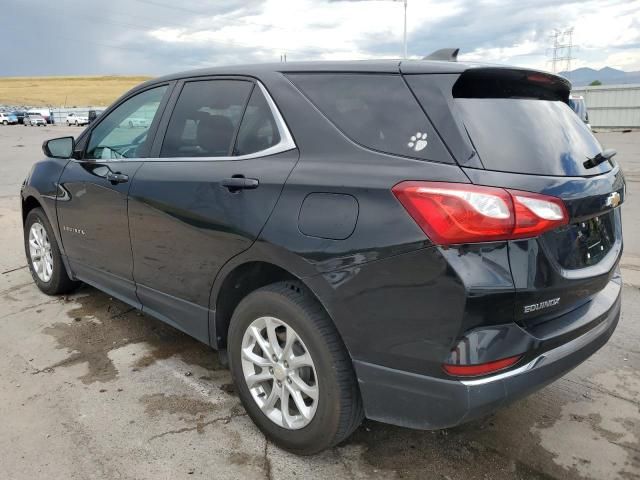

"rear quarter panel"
[218,70,492,375]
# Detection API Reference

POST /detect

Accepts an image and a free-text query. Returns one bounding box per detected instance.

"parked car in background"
[23,113,46,126]
[26,108,53,124]
[0,112,18,125]
[24,59,624,455]
[11,111,26,124]
[66,113,89,126]
[569,95,590,129]
[122,116,151,128]
[88,109,105,124]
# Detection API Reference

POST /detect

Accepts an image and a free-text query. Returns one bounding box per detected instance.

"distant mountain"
[558,67,640,87]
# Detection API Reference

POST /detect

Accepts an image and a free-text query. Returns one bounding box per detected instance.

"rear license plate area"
[544,211,616,270]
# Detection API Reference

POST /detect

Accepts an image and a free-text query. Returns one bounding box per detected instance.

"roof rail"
[423,48,459,62]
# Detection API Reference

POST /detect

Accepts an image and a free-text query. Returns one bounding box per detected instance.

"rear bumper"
[354,282,621,430]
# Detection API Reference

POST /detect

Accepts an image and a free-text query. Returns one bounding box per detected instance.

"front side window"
[160,80,253,158]
[85,85,168,160]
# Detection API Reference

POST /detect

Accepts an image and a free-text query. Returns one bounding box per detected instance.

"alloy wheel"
[28,222,53,282]
[240,316,319,429]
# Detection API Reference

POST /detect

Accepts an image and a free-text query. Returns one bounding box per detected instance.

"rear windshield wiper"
[584,149,617,169]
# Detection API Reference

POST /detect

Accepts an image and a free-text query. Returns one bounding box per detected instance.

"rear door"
[127,77,298,343]
[405,68,625,327]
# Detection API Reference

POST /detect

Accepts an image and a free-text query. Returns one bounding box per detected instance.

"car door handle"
[221,177,259,192]
[107,172,129,184]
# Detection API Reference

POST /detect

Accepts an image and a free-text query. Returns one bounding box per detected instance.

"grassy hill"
[0,76,152,107]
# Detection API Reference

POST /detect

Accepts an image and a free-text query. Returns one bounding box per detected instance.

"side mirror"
[43,136,75,159]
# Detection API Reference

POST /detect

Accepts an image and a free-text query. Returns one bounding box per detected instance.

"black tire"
[2,120,7,125]
[24,208,78,295]
[228,281,363,455]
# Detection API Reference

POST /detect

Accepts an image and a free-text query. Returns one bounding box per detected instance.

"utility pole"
[403,0,407,59]
[392,0,407,58]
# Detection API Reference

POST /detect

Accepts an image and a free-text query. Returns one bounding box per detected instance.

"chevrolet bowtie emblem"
[605,192,621,208]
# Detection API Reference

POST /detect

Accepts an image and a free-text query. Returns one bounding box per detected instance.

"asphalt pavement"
[0,124,638,479]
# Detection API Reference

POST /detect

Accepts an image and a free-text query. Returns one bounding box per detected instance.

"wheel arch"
[22,195,43,223]
[210,258,346,360]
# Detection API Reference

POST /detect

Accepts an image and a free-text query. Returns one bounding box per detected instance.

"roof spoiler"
[423,48,459,62]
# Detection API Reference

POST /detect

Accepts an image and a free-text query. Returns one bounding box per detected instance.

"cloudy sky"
[3,0,640,76]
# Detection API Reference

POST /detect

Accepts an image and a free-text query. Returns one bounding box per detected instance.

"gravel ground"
[0,124,638,480]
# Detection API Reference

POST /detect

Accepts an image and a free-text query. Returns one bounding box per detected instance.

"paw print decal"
[408,132,428,152]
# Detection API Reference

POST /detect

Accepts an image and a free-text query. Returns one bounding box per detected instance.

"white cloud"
[444,0,640,72]
[604,50,640,70]
[147,0,465,61]
[3,0,640,75]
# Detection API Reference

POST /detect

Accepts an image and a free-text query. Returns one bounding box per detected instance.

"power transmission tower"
[549,28,574,75]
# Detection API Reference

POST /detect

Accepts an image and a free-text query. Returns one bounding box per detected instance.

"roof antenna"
[423,48,459,62]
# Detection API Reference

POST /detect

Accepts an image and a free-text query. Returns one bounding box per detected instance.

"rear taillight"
[442,355,522,377]
[392,181,568,245]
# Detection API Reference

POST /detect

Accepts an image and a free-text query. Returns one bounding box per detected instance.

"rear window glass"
[287,73,452,162]
[447,69,609,176]
[455,99,608,176]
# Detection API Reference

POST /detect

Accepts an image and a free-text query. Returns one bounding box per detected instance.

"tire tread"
[255,281,364,449]
[24,208,78,295]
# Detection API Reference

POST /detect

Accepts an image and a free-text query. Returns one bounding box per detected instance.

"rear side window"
[233,87,280,156]
[287,73,452,162]
[161,80,253,158]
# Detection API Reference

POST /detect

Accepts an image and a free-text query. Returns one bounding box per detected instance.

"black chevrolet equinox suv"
[22,58,624,454]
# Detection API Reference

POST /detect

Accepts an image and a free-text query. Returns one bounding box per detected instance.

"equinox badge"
[523,298,560,314]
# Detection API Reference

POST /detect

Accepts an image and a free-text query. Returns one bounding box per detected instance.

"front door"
[57,84,170,305]
[127,78,298,343]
